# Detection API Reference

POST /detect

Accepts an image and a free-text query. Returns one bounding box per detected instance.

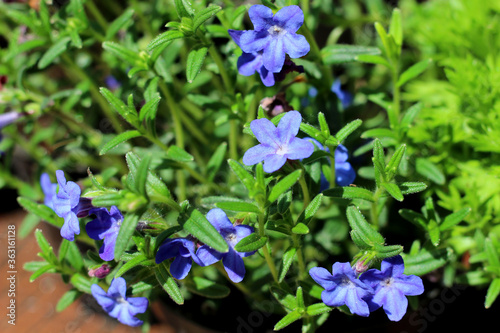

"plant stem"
[259,211,279,283]
[298,172,310,208]
[390,68,401,131]
[85,0,109,32]
[329,154,336,189]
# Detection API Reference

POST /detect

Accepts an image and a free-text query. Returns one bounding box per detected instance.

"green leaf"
[206,142,227,182]
[34,229,57,265]
[193,5,222,32]
[400,102,423,129]
[270,286,297,310]
[139,93,161,122]
[185,276,230,298]
[427,219,441,246]
[485,278,500,309]
[399,209,427,230]
[298,193,323,225]
[321,44,381,65]
[38,37,71,69]
[374,22,392,59]
[399,182,427,195]
[323,187,375,202]
[186,46,208,83]
[100,130,142,155]
[106,8,135,39]
[279,247,296,283]
[397,59,431,87]
[335,119,363,143]
[306,303,332,316]
[361,128,397,140]
[267,170,302,205]
[374,244,404,259]
[180,208,228,253]
[346,206,384,248]
[30,264,55,282]
[174,0,195,18]
[135,154,152,197]
[440,207,471,231]
[355,54,391,67]
[56,289,82,312]
[382,182,404,201]
[234,233,267,252]
[126,152,172,199]
[415,158,445,185]
[317,112,330,137]
[385,144,406,178]
[389,8,403,46]
[70,274,93,293]
[485,238,500,268]
[147,30,185,53]
[300,123,325,142]
[403,247,451,276]
[17,197,63,228]
[99,87,138,125]
[292,222,310,235]
[61,239,84,272]
[215,200,261,213]
[274,310,302,331]
[114,213,140,260]
[166,145,194,162]
[90,192,123,207]
[102,42,141,65]
[154,262,184,304]
[277,190,293,214]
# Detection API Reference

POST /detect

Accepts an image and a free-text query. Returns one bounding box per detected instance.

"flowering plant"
[2,0,499,332]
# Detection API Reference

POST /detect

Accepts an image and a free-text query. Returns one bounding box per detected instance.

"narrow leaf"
[147,30,185,53]
[100,130,142,155]
[234,234,267,252]
[279,247,297,283]
[70,274,93,293]
[186,46,208,83]
[335,119,362,143]
[267,170,302,205]
[56,289,82,312]
[415,158,445,185]
[181,208,228,253]
[193,5,222,32]
[382,182,404,201]
[440,207,471,231]
[38,37,71,69]
[397,59,431,87]
[321,44,381,64]
[155,262,184,304]
[274,310,302,331]
[206,142,227,182]
[185,276,230,299]
[106,8,135,39]
[346,206,385,247]
[215,200,261,213]
[114,214,140,260]
[485,278,500,309]
[323,187,375,202]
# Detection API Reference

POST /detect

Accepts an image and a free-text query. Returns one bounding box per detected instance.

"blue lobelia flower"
[85,206,124,261]
[239,5,310,73]
[243,110,314,173]
[305,138,356,188]
[196,208,255,283]
[0,111,22,130]
[360,255,424,321]
[91,277,148,327]
[331,79,353,109]
[40,173,58,210]
[155,237,202,280]
[52,170,93,241]
[309,262,373,317]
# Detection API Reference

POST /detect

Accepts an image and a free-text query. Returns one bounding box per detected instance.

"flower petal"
[250,118,279,147]
[321,287,348,307]
[242,144,276,166]
[272,5,304,33]
[170,256,192,280]
[240,30,270,54]
[262,153,287,173]
[222,249,246,283]
[394,275,424,296]
[282,33,310,59]
[196,245,223,266]
[258,65,275,87]
[345,287,371,317]
[155,239,181,263]
[206,208,234,233]
[237,52,262,76]
[248,4,274,31]
[127,297,149,315]
[60,212,80,241]
[335,162,356,186]
[108,277,127,298]
[100,233,118,261]
[115,305,144,327]
[228,29,245,47]
[309,267,337,291]
[285,137,315,160]
[262,36,286,72]
[277,110,301,143]
[376,287,408,321]
[335,144,349,163]
[91,284,115,309]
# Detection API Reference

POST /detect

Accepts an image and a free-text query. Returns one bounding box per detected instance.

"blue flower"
[309,262,373,317]
[155,237,201,280]
[239,5,310,73]
[91,277,148,327]
[331,79,353,109]
[0,111,22,130]
[196,208,255,283]
[52,170,93,241]
[105,75,121,91]
[360,255,424,321]
[243,111,314,173]
[85,206,123,261]
[305,138,356,188]
[40,173,57,210]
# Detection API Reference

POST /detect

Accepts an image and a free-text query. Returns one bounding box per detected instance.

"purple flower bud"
[89,264,111,279]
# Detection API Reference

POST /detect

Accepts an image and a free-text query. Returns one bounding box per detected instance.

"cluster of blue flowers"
[229,5,309,86]
[310,256,424,321]
[156,208,256,283]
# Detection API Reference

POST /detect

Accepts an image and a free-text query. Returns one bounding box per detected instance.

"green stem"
[300,23,333,88]
[370,187,383,227]
[298,173,310,208]
[294,235,307,280]
[259,211,279,283]
[329,154,336,189]
[390,68,401,131]
[85,0,109,32]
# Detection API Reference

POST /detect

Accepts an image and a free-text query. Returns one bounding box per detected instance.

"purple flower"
[86,206,123,261]
[331,79,353,109]
[105,75,121,91]
[155,237,201,280]
[52,170,92,241]
[238,5,310,73]
[0,111,22,130]
[243,111,314,173]
[196,208,255,283]
[360,255,424,321]
[305,138,356,188]
[91,277,148,327]
[309,262,373,317]
[228,30,275,87]
[40,173,57,210]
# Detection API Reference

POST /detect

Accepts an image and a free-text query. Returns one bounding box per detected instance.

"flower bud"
[89,264,111,279]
